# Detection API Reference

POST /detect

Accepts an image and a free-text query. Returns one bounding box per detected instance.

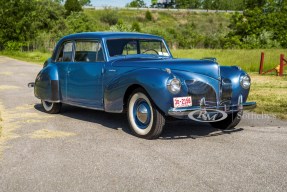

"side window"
[63,42,73,61]
[75,41,105,62]
[56,42,73,62]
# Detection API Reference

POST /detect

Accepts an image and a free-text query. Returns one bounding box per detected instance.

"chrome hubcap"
[136,103,149,124]
[133,99,152,129]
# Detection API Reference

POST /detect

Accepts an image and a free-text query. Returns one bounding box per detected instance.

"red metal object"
[261,68,276,75]
[259,52,264,74]
[279,54,284,76]
[260,53,286,76]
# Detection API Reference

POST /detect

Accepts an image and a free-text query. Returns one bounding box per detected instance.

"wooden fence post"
[279,54,284,76]
[259,52,264,74]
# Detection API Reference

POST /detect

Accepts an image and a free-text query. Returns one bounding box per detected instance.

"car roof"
[61,32,163,40]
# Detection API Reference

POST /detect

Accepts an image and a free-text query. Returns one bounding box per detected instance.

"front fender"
[34,63,60,102]
[104,68,179,114]
[220,66,250,103]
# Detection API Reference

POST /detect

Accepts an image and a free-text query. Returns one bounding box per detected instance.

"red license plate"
[173,96,192,108]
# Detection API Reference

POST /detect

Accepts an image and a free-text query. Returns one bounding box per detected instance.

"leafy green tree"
[65,12,95,33]
[245,0,267,9]
[0,0,37,43]
[79,0,91,6]
[0,0,64,47]
[176,0,202,9]
[100,9,119,25]
[126,0,147,8]
[132,22,141,32]
[64,0,82,15]
[202,0,213,9]
[226,6,287,48]
[145,10,153,21]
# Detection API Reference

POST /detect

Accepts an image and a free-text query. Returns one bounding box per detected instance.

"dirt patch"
[0,103,53,156]
[0,85,20,90]
[0,110,2,137]
[0,72,13,76]
[30,129,76,139]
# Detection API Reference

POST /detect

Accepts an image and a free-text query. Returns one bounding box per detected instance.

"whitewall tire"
[127,88,165,139]
[41,100,61,114]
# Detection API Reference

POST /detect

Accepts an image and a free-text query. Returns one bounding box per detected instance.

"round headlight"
[240,75,251,89]
[167,78,181,94]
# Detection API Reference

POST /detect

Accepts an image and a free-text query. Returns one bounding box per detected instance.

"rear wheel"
[41,100,61,114]
[127,88,165,139]
[209,111,242,130]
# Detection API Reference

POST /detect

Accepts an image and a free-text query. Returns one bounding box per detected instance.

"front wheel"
[41,100,62,114]
[209,111,243,130]
[127,88,165,139]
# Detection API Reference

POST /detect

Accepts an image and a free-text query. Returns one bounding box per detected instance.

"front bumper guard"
[168,95,256,117]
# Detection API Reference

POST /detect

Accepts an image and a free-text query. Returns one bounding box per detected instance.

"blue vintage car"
[33,32,256,139]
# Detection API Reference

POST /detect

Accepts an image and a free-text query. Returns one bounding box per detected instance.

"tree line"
[128,0,285,10]
[0,0,287,51]
[0,0,91,51]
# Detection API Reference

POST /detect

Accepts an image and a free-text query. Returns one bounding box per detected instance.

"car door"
[67,40,105,109]
[55,41,74,102]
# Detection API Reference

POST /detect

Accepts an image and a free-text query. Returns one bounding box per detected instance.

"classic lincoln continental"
[32,32,256,139]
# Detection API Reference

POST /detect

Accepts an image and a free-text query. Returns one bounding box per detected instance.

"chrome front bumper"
[168,95,256,117]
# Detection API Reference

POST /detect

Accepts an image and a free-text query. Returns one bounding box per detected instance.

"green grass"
[248,74,287,119]
[172,49,287,72]
[0,51,51,64]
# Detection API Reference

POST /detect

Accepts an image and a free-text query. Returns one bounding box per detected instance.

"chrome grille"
[185,80,217,106]
[220,78,232,103]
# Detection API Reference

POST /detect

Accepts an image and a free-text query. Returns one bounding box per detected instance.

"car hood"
[111,58,220,80]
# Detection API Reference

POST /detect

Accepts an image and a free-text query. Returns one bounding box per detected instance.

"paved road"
[0,56,286,192]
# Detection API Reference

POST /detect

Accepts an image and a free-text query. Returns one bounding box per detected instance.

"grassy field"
[85,9,231,37]
[172,49,287,73]
[0,51,51,65]
[249,74,287,119]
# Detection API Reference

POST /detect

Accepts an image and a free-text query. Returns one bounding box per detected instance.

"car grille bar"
[185,80,217,107]
[220,78,232,104]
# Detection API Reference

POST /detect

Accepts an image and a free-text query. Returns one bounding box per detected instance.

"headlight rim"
[167,78,181,94]
[240,74,251,89]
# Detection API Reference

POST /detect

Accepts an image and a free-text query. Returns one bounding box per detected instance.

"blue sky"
[91,0,151,7]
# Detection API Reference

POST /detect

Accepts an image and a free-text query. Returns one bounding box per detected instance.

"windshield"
[106,39,170,57]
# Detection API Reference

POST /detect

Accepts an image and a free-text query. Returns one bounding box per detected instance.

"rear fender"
[34,63,60,102]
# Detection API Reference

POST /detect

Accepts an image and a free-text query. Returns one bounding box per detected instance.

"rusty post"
[279,54,284,76]
[259,52,264,74]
